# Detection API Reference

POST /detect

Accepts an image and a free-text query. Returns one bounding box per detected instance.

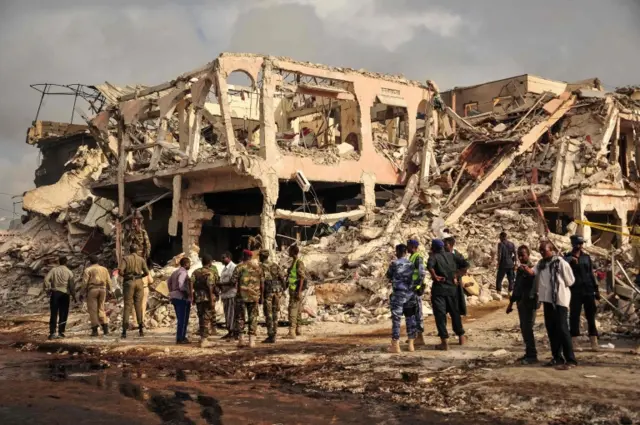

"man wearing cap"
[231,249,264,348]
[386,244,418,353]
[407,239,426,346]
[427,238,469,350]
[126,211,151,330]
[260,249,284,343]
[565,235,600,351]
[119,244,150,339]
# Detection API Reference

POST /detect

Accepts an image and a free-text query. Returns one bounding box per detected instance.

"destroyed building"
[436,74,640,249]
[87,52,438,264]
[3,53,640,327]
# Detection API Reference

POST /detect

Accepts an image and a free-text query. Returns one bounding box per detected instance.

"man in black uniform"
[428,238,469,351]
[565,235,600,351]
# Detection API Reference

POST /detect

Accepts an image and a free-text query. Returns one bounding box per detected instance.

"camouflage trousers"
[288,290,302,330]
[196,302,217,337]
[263,292,281,337]
[235,299,259,336]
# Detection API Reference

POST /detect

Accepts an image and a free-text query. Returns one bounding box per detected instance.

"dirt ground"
[1,301,639,425]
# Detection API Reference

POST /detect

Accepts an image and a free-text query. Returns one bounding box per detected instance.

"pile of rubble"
[0,147,117,316]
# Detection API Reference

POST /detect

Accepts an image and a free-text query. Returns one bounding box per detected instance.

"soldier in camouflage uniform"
[125,211,151,260]
[231,250,264,348]
[192,253,220,340]
[285,244,306,340]
[259,249,284,344]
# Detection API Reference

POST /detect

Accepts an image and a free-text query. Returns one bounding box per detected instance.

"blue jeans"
[171,298,191,342]
[390,291,418,340]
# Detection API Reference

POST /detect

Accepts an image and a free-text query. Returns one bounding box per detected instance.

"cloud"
[253,0,463,50]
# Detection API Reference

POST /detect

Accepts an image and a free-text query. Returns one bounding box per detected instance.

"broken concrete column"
[258,172,279,255]
[616,206,629,246]
[181,195,213,255]
[214,66,238,159]
[361,172,376,224]
[168,175,182,236]
[259,59,279,161]
[573,196,591,245]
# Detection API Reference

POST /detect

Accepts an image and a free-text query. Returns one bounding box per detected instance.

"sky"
[0,0,639,225]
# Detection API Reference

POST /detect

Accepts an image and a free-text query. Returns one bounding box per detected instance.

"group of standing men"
[44,208,309,346]
[503,234,600,369]
[386,236,470,353]
[165,244,307,347]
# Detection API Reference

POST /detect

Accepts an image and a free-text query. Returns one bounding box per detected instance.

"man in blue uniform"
[386,244,418,353]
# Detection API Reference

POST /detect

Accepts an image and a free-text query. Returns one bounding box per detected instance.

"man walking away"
[536,240,577,369]
[82,255,112,337]
[232,250,263,348]
[565,235,600,351]
[192,254,220,342]
[260,249,284,344]
[119,245,150,339]
[219,252,237,340]
[168,257,192,344]
[285,245,306,340]
[44,256,75,340]
[386,244,418,353]
[407,239,426,346]
[496,232,516,294]
[506,245,538,364]
[428,239,469,351]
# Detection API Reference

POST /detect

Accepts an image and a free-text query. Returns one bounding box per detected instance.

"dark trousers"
[49,291,70,335]
[171,298,191,342]
[432,294,465,339]
[543,303,577,365]
[496,267,515,292]
[569,294,598,337]
[517,298,538,359]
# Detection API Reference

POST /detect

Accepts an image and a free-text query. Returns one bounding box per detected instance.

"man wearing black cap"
[407,239,426,346]
[427,238,469,350]
[565,235,600,351]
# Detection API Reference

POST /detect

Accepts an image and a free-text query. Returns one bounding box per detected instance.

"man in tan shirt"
[44,256,75,340]
[119,245,150,338]
[82,255,112,337]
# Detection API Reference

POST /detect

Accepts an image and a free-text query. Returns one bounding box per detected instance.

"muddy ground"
[1,302,639,425]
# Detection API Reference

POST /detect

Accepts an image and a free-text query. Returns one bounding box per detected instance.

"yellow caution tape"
[574,220,640,241]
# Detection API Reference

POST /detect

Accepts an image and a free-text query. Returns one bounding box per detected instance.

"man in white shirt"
[219,252,237,340]
[535,240,577,369]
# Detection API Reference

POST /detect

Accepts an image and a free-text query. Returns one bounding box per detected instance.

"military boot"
[138,325,144,337]
[459,335,467,346]
[101,324,110,335]
[435,338,449,351]
[285,328,297,340]
[407,339,415,352]
[121,329,127,339]
[248,335,255,348]
[415,332,426,347]
[388,339,401,354]
[237,334,246,347]
[295,326,302,336]
[91,326,99,337]
[262,335,275,344]
[590,336,599,351]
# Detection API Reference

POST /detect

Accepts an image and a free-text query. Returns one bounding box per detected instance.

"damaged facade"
[88,52,437,264]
